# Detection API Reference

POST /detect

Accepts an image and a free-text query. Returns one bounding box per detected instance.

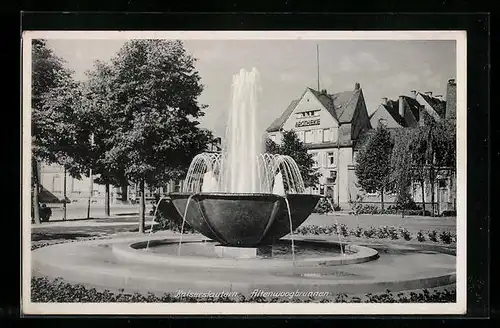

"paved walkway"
[32,218,156,229]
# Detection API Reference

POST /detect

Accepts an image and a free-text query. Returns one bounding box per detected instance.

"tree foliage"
[31,39,81,167]
[103,40,212,187]
[265,130,321,188]
[30,39,213,227]
[355,124,394,201]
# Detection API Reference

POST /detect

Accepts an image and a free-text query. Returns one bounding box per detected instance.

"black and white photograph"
[22,31,466,315]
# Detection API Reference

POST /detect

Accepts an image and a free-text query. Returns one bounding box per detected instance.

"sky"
[46,38,456,138]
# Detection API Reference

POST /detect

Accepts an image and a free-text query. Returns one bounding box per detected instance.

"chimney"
[446,78,457,120]
[425,91,433,97]
[419,106,426,126]
[381,97,388,105]
[410,90,417,99]
[398,96,405,118]
[354,82,360,90]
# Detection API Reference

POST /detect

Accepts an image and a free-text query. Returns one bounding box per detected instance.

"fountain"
[166,68,321,249]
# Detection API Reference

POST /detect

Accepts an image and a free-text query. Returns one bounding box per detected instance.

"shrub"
[363,226,377,238]
[31,277,456,303]
[439,231,453,244]
[376,226,390,239]
[395,193,419,210]
[313,198,341,214]
[348,194,364,215]
[313,198,333,214]
[387,226,399,240]
[339,224,349,237]
[399,228,412,241]
[428,230,438,242]
[405,209,432,216]
[352,226,363,238]
[358,205,380,215]
[417,231,426,242]
[440,210,457,217]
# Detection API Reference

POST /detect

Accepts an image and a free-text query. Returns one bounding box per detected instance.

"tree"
[411,113,456,216]
[31,39,78,223]
[391,128,416,217]
[104,40,212,232]
[265,130,321,189]
[391,112,456,216]
[76,60,131,217]
[355,124,393,210]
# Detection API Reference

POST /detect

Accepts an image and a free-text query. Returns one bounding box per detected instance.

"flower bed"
[294,224,456,245]
[31,277,456,303]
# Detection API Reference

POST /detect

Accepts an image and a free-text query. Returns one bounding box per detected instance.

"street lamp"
[87,133,95,220]
[59,155,68,221]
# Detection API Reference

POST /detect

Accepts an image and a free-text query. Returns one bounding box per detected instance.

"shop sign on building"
[295,118,320,128]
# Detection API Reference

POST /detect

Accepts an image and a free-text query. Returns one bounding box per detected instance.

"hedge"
[31,277,456,303]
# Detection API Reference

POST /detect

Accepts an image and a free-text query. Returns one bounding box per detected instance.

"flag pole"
[316,44,320,91]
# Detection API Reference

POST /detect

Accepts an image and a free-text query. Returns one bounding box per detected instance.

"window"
[305,130,313,143]
[323,128,331,142]
[52,175,61,192]
[274,133,281,144]
[319,185,325,195]
[71,177,82,193]
[331,128,338,142]
[315,129,323,143]
[327,152,335,167]
[352,151,358,164]
[297,131,305,143]
[311,152,319,168]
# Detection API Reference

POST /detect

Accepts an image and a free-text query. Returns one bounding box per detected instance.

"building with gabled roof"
[370,89,447,130]
[365,83,456,215]
[267,78,456,214]
[266,82,372,208]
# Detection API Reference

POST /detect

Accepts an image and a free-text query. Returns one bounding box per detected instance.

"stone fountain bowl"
[164,192,321,247]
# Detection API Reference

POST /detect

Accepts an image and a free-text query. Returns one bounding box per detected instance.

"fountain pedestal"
[214,245,258,259]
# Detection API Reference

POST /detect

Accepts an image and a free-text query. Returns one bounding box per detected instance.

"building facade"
[266,83,372,209]
[37,137,222,205]
[266,79,457,214]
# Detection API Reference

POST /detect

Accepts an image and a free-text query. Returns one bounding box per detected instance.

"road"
[44,202,152,222]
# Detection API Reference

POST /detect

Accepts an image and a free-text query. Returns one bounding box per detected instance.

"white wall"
[281,89,339,144]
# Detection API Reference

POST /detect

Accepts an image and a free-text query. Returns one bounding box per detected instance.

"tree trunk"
[420,179,426,216]
[86,168,93,219]
[32,159,40,224]
[380,186,385,211]
[139,180,146,233]
[121,183,128,202]
[63,167,67,221]
[105,183,110,217]
[452,170,457,211]
[430,169,436,217]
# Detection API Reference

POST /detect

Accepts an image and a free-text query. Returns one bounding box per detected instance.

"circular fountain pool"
[143,239,354,260]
